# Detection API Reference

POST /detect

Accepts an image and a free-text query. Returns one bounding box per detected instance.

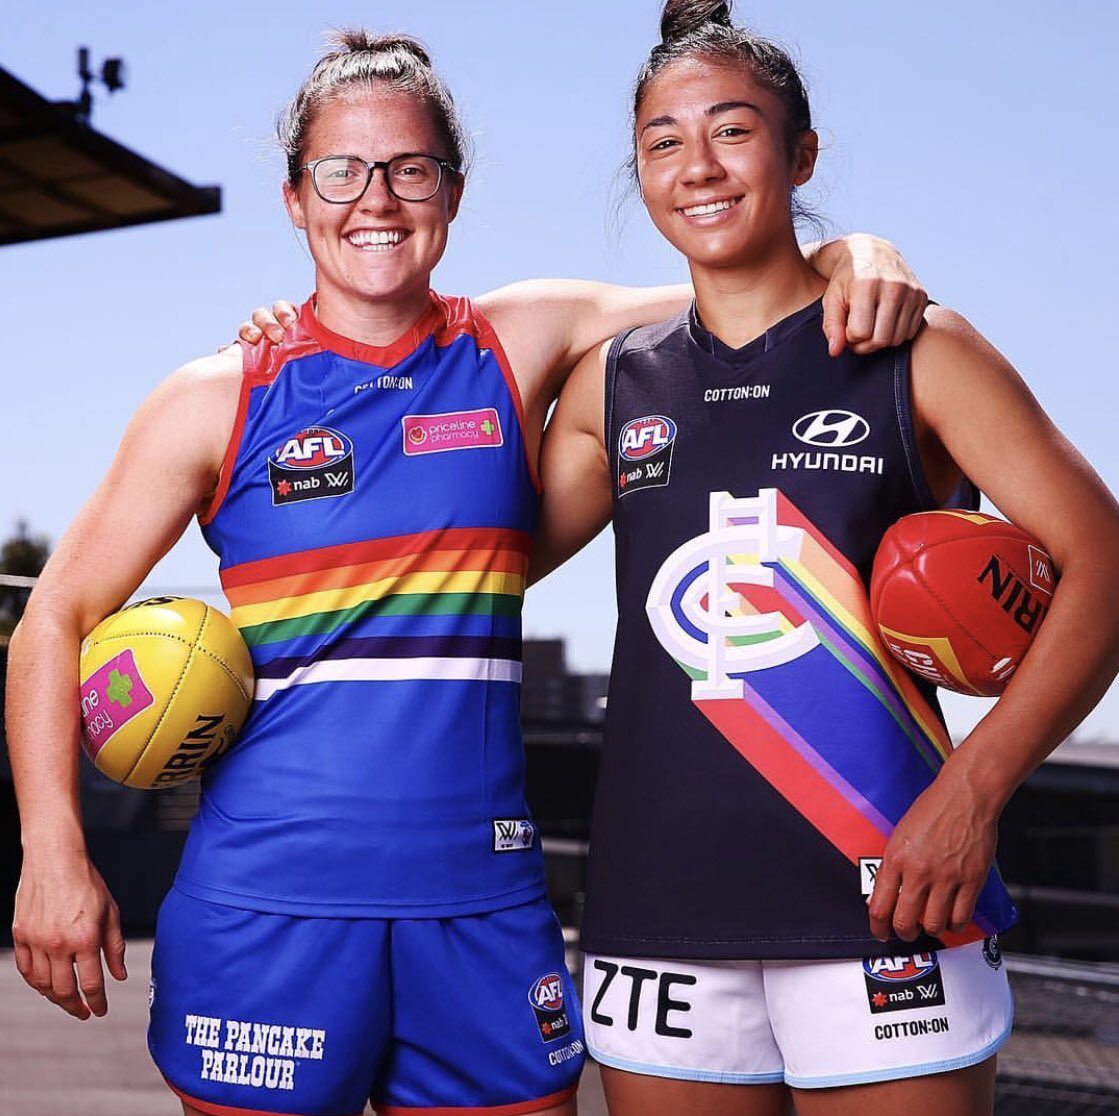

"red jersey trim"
[197,324,325,527]
[301,292,443,367]
[165,1077,362,1116]
[375,1084,577,1116]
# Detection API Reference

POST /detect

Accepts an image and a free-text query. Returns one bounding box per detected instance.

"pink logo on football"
[79,649,155,758]
[402,409,503,456]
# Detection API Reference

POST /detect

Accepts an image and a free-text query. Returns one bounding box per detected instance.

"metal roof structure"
[0,65,220,246]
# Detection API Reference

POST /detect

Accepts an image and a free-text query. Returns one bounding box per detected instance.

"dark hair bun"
[323,28,433,69]
[660,0,733,43]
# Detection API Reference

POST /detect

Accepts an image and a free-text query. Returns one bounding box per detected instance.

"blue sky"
[5,1,1119,741]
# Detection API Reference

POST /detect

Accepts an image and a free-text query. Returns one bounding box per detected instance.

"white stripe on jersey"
[254,657,523,700]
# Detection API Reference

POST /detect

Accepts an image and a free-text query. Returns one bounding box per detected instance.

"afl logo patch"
[530,973,565,1012]
[792,409,870,448]
[268,426,355,504]
[863,953,946,1014]
[528,973,572,1043]
[862,953,939,983]
[619,415,676,460]
[618,415,677,496]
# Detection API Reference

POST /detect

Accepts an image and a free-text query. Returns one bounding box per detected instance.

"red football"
[870,510,1057,696]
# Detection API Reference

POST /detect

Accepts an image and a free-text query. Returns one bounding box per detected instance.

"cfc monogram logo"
[646,489,819,699]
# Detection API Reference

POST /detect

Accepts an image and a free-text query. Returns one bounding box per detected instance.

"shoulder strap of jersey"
[604,327,638,479]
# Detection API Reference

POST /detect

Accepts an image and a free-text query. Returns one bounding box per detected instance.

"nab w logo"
[646,488,820,700]
[268,425,356,505]
[493,818,535,852]
[793,410,870,448]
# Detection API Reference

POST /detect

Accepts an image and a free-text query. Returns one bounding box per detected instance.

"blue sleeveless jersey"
[580,300,1017,960]
[175,293,546,917]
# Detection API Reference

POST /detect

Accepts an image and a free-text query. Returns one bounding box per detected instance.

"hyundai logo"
[792,410,870,448]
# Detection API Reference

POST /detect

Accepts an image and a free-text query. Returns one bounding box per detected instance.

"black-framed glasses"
[300,153,457,204]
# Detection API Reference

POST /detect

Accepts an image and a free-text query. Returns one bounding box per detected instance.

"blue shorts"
[148,888,584,1115]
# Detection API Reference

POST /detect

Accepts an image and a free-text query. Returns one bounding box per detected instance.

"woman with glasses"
[8,28,928,1116]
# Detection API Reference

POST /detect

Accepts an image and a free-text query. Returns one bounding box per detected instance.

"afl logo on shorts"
[863,953,946,1014]
[268,426,355,505]
[618,415,677,496]
[530,973,565,1012]
[528,973,572,1043]
[862,953,939,982]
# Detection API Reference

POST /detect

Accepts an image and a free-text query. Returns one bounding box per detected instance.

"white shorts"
[583,938,1013,1089]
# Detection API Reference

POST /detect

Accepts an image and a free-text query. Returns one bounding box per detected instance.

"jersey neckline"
[300,291,443,367]
[688,296,824,372]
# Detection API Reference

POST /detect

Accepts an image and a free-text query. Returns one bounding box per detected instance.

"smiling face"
[282,88,462,312]
[635,56,817,275]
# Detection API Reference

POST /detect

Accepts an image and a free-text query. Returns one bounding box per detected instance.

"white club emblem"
[646,489,820,700]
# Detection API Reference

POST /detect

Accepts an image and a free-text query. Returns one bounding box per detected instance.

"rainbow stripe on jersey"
[174,293,545,917]
[647,488,1013,945]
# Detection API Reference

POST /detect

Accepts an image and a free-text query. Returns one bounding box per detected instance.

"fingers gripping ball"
[870,510,1057,696]
[78,597,254,788]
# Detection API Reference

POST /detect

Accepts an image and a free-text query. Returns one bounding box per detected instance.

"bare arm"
[866,308,1119,942]
[528,340,613,585]
[8,347,240,1018]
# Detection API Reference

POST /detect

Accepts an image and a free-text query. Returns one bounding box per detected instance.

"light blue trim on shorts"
[784,1021,1013,1090]
[588,1046,785,1086]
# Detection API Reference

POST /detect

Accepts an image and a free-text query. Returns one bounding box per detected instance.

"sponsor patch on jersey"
[402,408,503,455]
[268,426,355,505]
[528,972,572,1043]
[863,952,946,1014]
[859,856,882,897]
[79,649,156,756]
[618,415,677,496]
[771,409,883,475]
[492,817,536,852]
[353,373,415,395]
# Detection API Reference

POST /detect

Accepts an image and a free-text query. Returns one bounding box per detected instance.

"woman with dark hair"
[530,2,1119,1114]
[9,25,928,1116]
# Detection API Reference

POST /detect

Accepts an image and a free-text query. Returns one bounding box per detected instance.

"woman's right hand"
[238,300,299,344]
[12,851,126,1019]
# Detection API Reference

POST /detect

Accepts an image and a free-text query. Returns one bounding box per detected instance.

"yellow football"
[78,597,253,788]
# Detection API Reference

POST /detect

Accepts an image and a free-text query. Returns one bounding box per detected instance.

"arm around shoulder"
[478,279,689,419]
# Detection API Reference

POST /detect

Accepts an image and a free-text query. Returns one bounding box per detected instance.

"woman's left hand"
[817,233,929,357]
[865,763,999,942]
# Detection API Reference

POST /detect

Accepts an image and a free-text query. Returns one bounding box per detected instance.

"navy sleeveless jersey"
[579,299,1017,960]
[175,293,547,917]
